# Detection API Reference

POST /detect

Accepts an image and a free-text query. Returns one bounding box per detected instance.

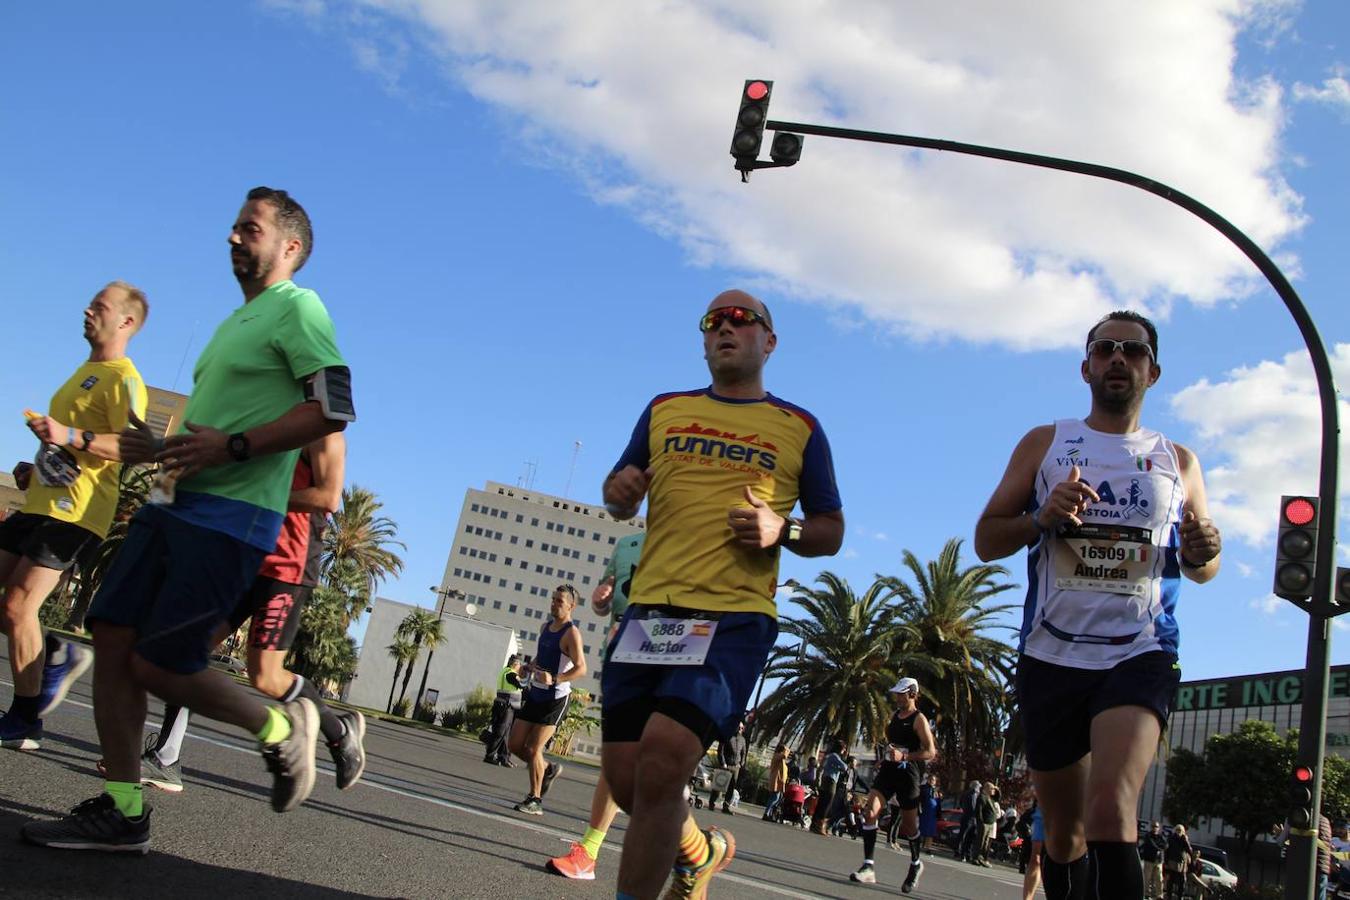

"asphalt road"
[0,656,1027,899]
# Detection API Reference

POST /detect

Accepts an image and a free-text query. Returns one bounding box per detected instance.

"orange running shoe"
[546,842,597,880]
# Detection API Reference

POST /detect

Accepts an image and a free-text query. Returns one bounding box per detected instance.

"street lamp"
[732,82,1341,900]
[415,585,464,709]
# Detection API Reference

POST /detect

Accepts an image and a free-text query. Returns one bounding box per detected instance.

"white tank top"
[1019,419,1187,669]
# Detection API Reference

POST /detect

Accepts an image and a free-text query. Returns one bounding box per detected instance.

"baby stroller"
[775,781,812,829]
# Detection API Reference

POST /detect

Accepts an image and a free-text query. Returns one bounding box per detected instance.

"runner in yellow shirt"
[1,282,150,750]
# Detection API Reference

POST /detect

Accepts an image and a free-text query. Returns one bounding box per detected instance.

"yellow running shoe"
[662,826,735,900]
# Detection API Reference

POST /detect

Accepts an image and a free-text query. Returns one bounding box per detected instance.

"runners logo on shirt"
[661,422,778,472]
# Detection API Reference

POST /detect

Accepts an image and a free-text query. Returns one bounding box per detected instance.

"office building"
[435,481,646,697]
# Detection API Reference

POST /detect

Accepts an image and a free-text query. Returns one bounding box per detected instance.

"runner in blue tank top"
[508,584,586,816]
[975,311,1222,900]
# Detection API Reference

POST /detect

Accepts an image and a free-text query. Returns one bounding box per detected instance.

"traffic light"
[731,79,773,164]
[1274,495,1319,601]
[1290,765,1315,829]
[770,131,803,165]
[1337,567,1350,606]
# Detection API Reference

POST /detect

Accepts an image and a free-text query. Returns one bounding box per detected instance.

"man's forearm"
[974,513,1041,562]
[789,513,845,557]
[244,401,345,458]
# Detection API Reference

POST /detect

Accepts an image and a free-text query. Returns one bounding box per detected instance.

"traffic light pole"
[753,115,1341,899]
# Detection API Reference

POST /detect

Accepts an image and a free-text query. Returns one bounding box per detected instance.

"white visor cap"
[890,677,919,695]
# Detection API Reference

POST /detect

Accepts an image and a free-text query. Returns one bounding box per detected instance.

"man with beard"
[974,311,1222,900]
[1,282,149,750]
[602,289,844,899]
[23,187,354,853]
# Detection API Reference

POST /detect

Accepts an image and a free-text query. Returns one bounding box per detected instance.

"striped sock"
[676,816,710,869]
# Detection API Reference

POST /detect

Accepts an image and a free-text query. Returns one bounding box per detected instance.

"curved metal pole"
[765,117,1340,898]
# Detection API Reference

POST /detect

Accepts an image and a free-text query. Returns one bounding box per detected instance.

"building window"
[471,503,480,512]
[516,514,523,523]
[493,600,502,609]
[526,540,534,548]
[498,578,506,587]
[510,535,518,545]
[520,561,528,569]
[588,554,596,563]
[459,546,468,555]
[509,604,518,614]
[587,622,596,632]
[531,517,539,527]
[453,567,462,576]
[515,582,523,591]
[464,525,473,534]
[504,557,513,566]
[582,575,591,585]
[608,537,616,545]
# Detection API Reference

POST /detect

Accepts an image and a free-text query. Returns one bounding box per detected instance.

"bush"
[463,685,494,733]
[440,706,467,729]
[413,700,438,723]
[391,698,411,718]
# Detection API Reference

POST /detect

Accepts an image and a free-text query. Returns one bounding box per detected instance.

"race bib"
[610,615,718,666]
[34,444,81,488]
[1054,524,1154,596]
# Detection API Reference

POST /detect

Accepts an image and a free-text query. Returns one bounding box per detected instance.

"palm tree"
[64,463,155,630]
[880,538,1019,773]
[386,636,419,713]
[394,609,444,710]
[412,610,451,709]
[752,572,911,752]
[322,485,406,626]
[290,585,360,689]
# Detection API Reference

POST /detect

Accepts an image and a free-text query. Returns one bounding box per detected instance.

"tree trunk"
[415,648,436,710]
[387,661,404,712]
[396,643,422,708]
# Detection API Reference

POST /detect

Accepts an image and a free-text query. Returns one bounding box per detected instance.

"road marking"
[12,685,824,898]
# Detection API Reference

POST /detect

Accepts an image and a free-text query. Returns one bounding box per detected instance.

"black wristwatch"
[226,432,251,462]
[779,517,804,547]
[80,430,95,451]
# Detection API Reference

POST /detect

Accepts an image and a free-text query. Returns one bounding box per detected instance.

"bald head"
[707,289,773,330]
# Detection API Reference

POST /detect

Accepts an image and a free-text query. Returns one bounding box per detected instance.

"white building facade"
[348,595,519,715]
[435,481,645,699]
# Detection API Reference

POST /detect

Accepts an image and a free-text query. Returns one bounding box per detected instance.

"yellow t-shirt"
[23,358,148,538]
[612,389,842,617]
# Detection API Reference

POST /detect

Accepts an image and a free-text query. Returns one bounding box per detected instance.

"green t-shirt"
[177,280,346,515]
[599,532,645,652]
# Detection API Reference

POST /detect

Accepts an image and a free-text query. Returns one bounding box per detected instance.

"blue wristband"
[67,426,76,447]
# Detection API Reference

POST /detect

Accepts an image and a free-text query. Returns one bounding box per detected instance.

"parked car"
[208,653,247,677]
[1191,843,1231,871]
[1195,859,1238,890]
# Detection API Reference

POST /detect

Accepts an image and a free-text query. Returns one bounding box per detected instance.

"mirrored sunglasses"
[699,306,771,333]
[1086,338,1154,362]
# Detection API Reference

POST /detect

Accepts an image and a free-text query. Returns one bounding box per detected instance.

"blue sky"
[2,1,1347,682]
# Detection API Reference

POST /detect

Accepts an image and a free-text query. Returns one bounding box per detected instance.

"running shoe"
[901,859,924,893]
[37,638,93,717]
[140,749,183,794]
[540,762,563,798]
[514,796,543,816]
[0,710,42,751]
[329,710,367,790]
[260,698,318,813]
[546,842,597,880]
[663,826,734,900]
[20,794,151,854]
[849,863,877,884]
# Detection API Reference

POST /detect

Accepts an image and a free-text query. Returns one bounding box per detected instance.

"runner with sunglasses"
[602,289,845,899]
[974,310,1222,900]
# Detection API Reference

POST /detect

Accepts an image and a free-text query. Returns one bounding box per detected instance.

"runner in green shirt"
[23,187,355,854]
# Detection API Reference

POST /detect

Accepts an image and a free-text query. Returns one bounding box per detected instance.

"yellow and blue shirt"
[23,358,148,539]
[614,388,841,618]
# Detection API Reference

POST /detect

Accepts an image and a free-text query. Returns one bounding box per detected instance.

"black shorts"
[0,512,99,572]
[228,576,311,651]
[87,505,266,675]
[1016,650,1180,771]
[872,763,922,810]
[517,691,569,727]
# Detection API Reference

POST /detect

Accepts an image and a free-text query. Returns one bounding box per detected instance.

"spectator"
[763,744,789,820]
[1164,824,1193,900]
[787,750,801,783]
[1318,814,1333,900]
[1140,821,1167,900]
[1021,790,1045,900]
[957,779,982,860]
[708,721,746,815]
[972,782,1001,867]
[919,774,941,855]
[803,753,818,789]
[811,738,848,835]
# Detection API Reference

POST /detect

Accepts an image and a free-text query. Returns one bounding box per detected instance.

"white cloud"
[1235,561,1254,578]
[310,0,1303,350]
[1169,344,1350,549]
[1292,68,1350,115]
[1249,592,1283,616]
[843,547,860,559]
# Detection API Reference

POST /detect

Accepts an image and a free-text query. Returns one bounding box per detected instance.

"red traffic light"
[745,81,769,101]
[1284,497,1317,527]
[1295,765,1314,783]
